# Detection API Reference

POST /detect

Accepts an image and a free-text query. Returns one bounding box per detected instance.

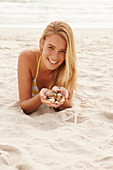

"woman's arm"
[19,94,42,114]
[18,50,42,114]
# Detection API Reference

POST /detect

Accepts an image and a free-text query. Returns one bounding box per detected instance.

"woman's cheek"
[61,55,65,62]
[44,48,51,55]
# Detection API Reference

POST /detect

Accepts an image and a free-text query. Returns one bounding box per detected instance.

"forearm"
[20,94,42,114]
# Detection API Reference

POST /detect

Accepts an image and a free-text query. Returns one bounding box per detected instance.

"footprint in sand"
[0,144,22,166]
[102,111,113,119]
[16,164,34,170]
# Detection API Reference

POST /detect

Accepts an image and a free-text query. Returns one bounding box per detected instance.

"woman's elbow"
[19,101,32,115]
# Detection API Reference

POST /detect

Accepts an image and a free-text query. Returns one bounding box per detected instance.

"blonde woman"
[18,21,77,114]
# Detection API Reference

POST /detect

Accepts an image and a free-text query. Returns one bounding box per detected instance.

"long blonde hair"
[39,21,77,99]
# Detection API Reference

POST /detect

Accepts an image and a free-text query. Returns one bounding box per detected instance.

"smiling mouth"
[48,58,59,64]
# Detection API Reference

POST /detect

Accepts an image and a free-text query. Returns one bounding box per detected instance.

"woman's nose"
[52,51,58,59]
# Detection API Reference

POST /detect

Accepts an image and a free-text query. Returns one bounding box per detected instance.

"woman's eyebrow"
[48,44,55,47]
[48,44,66,51]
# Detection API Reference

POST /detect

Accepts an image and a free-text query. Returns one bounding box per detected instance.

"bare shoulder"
[18,48,40,65]
[18,48,40,80]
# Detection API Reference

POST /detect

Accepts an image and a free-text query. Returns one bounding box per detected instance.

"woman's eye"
[60,50,65,53]
[48,46,54,50]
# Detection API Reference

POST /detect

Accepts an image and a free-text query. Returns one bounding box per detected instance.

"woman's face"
[41,34,66,71]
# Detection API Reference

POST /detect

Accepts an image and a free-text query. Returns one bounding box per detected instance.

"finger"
[46,103,57,107]
[44,100,56,107]
[43,95,46,100]
[60,96,65,102]
[61,91,68,100]
[65,94,68,100]
[40,93,46,99]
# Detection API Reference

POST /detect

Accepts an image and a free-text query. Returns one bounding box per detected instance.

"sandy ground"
[0,28,113,170]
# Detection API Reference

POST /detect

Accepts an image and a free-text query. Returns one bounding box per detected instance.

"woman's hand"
[52,86,72,111]
[39,88,59,108]
[57,86,69,100]
[39,86,69,108]
[53,86,69,108]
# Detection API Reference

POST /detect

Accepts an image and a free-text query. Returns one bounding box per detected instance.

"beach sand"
[0,28,113,170]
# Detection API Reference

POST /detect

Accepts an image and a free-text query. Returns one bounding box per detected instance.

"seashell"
[48,98,55,104]
[55,101,59,104]
[52,86,59,93]
[46,90,55,99]
[46,88,62,103]
[55,93,62,102]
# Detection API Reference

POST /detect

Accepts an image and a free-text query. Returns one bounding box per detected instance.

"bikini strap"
[34,56,41,80]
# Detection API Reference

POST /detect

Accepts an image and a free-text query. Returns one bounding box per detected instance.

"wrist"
[54,107,61,111]
[53,105,63,111]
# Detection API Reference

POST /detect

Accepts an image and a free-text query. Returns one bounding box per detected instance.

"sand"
[0,28,113,170]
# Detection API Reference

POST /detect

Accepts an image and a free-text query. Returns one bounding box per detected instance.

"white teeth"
[49,58,58,64]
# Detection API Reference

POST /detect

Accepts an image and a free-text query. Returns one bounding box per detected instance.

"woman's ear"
[39,38,44,52]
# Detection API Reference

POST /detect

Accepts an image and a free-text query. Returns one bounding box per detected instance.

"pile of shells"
[46,87,62,104]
